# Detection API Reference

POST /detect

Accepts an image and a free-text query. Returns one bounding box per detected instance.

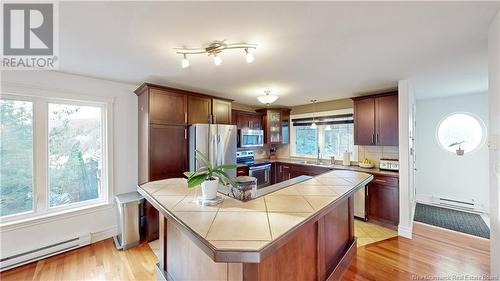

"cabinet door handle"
[214,115,217,124]
[371,134,375,144]
[374,179,387,183]
[376,133,379,144]
[184,128,187,140]
[184,112,187,124]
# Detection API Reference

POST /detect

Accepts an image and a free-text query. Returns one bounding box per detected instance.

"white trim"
[91,225,118,243]
[435,111,488,156]
[289,108,358,161]
[398,225,413,239]
[0,92,115,224]
[2,81,115,104]
[0,202,114,232]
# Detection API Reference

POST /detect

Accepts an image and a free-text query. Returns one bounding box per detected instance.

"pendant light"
[181,54,190,68]
[245,48,254,63]
[257,90,279,106]
[310,100,317,129]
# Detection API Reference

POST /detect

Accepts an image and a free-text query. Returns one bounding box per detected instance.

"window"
[437,112,485,155]
[0,100,33,217]
[295,127,318,156]
[323,123,354,157]
[1,95,110,222]
[291,112,356,160]
[48,103,103,207]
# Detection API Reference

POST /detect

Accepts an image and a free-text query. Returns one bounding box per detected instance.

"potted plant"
[449,141,465,156]
[183,150,237,200]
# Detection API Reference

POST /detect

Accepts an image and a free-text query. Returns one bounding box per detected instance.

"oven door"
[249,164,271,188]
[240,129,264,148]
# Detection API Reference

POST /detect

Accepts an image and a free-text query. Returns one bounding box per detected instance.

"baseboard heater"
[436,197,476,212]
[0,234,91,272]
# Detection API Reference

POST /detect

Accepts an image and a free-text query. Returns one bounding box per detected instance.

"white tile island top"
[137,170,373,263]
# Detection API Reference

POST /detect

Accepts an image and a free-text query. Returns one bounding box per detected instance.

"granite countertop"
[137,170,372,262]
[252,157,399,177]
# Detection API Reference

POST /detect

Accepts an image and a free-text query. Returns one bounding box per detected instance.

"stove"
[236,151,272,188]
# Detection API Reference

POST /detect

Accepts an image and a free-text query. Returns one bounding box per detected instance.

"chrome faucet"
[317,147,321,164]
[330,156,335,165]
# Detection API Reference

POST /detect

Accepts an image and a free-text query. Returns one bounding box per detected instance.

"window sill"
[0,202,115,232]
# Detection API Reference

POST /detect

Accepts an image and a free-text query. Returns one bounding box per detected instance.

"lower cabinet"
[274,162,330,184]
[366,175,399,227]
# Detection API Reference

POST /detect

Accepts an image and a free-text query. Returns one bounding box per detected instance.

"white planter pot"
[201,178,219,200]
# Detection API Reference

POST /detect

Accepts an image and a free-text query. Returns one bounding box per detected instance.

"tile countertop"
[137,170,373,262]
[255,157,399,177]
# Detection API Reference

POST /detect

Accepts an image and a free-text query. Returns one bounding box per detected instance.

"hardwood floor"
[1,233,489,281]
[343,235,490,280]
[0,239,158,281]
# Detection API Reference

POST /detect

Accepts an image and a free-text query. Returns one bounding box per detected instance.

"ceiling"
[58,1,499,106]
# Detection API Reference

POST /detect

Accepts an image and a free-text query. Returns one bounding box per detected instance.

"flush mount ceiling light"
[257,90,278,106]
[175,40,257,68]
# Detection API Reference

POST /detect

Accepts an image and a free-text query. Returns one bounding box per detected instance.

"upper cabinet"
[150,88,188,126]
[256,108,291,144]
[232,110,263,130]
[212,98,232,124]
[188,95,212,124]
[353,92,398,146]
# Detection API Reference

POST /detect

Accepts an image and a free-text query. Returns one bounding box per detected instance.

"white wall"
[0,71,138,258]
[398,80,416,239]
[415,93,489,212]
[488,10,500,276]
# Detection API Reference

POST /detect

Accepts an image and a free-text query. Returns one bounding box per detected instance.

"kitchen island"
[138,170,373,281]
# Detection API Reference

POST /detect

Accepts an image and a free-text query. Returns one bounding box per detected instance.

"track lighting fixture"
[175,40,257,68]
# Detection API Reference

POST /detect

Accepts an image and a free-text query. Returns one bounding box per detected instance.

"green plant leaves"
[195,149,212,170]
[186,173,209,188]
[184,150,237,188]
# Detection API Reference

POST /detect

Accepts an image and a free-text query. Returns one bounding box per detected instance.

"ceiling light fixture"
[181,54,190,68]
[213,54,222,66]
[175,40,257,68]
[310,100,318,129]
[257,90,278,106]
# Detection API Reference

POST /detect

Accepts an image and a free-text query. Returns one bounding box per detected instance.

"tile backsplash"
[357,146,399,167]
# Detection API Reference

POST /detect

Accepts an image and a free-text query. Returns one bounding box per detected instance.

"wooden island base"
[156,197,356,281]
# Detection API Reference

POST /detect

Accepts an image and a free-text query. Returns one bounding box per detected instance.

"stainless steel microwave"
[239,129,264,148]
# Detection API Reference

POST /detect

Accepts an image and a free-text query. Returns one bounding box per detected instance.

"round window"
[436,113,485,155]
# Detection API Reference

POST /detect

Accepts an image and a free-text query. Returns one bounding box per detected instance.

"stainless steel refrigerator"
[189,124,237,179]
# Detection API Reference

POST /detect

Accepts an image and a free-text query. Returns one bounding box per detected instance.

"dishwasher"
[354,186,366,220]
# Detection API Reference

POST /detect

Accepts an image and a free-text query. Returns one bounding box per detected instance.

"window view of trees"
[293,123,355,159]
[1,98,104,218]
[295,127,318,155]
[48,103,102,207]
[324,124,354,159]
[0,100,33,217]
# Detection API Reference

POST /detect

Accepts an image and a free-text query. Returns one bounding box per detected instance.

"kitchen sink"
[293,160,332,166]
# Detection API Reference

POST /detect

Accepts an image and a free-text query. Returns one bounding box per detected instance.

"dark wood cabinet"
[274,162,330,183]
[375,95,399,146]
[353,98,376,145]
[135,83,232,242]
[353,92,398,146]
[149,88,187,126]
[212,98,232,124]
[236,166,249,176]
[366,175,399,227]
[150,124,188,180]
[256,108,291,144]
[275,162,292,183]
[232,110,263,130]
[188,95,212,124]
